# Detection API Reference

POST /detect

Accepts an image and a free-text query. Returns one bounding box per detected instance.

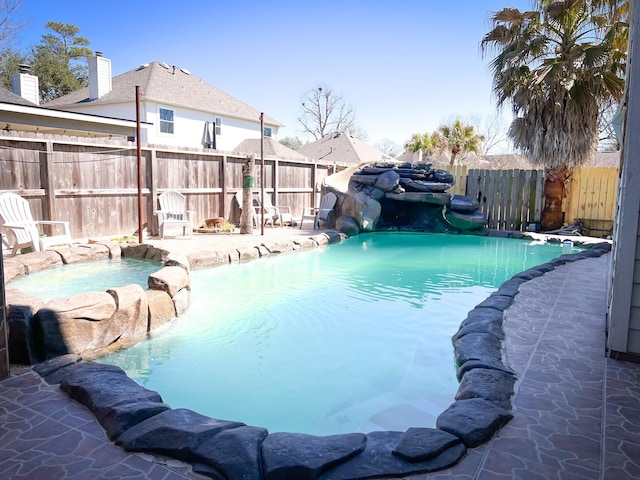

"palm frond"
[483,0,627,167]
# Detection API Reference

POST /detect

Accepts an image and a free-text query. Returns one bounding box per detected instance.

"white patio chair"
[299,192,337,230]
[262,194,292,227]
[253,205,274,228]
[268,195,294,226]
[299,207,318,230]
[154,190,194,239]
[254,196,280,228]
[0,192,72,256]
[241,193,282,228]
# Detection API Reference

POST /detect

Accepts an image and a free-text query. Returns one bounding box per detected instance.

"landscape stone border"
[10,232,612,479]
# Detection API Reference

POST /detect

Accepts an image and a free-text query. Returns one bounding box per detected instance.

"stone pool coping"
[6,231,613,479]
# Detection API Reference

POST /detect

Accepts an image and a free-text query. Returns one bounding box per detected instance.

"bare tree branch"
[298,85,356,140]
[0,0,24,47]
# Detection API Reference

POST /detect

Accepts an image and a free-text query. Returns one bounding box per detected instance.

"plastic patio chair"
[254,194,281,228]
[299,192,337,230]
[154,190,194,239]
[263,194,294,227]
[0,192,72,256]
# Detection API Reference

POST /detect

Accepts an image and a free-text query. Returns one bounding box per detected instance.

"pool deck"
[1,228,639,479]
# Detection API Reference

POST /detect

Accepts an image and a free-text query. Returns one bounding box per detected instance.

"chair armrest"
[35,220,68,226]
[302,207,318,216]
[317,208,333,222]
[276,205,292,214]
[34,220,71,236]
[2,222,31,230]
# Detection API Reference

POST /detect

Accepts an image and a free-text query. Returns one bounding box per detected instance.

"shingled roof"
[233,138,310,162]
[0,87,37,107]
[296,131,393,165]
[396,151,620,169]
[45,61,282,126]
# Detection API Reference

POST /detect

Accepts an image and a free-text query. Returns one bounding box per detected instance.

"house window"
[215,117,221,136]
[264,127,272,138]
[159,108,174,134]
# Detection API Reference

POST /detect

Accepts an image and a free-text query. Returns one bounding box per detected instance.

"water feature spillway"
[320,161,487,234]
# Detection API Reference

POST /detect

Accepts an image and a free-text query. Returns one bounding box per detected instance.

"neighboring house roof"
[397,151,621,170]
[296,131,393,165]
[233,138,310,162]
[395,151,490,167]
[481,154,534,169]
[484,152,621,169]
[590,151,620,167]
[44,61,282,126]
[0,87,138,137]
[0,87,37,107]
[394,151,413,163]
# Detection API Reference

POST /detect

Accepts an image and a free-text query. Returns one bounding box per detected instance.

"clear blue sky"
[14,0,532,149]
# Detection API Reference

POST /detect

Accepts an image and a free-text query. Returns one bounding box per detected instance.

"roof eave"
[0,103,142,136]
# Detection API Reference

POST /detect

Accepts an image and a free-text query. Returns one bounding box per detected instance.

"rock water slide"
[320,161,487,234]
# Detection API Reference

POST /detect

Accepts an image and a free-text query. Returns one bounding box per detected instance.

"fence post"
[273,158,279,204]
[221,154,227,219]
[40,140,56,234]
[0,233,8,380]
[311,162,318,207]
[147,148,157,236]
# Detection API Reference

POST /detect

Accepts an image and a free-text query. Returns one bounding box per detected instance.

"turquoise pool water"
[98,233,579,435]
[9,258,158,301]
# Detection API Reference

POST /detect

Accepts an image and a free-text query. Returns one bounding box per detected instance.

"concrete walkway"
[1,230,639,479]
[414,253,640,480]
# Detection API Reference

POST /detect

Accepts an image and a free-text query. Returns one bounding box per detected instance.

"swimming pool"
[9,257,159,301]
[98,233,579,435]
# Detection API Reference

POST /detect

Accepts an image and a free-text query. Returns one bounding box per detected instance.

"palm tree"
[404,132,439,162]
[437,119,485,166]
[481,0,628,230]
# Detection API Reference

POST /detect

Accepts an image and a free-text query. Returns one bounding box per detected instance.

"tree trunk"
[540,166,569,231]
[240,154,255,234]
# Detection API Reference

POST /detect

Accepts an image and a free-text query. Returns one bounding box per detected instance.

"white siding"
[607,0,640,356]
[629,236,640,352]
[11,73,39,105]
[89,56,112,100]
[58,101,278,150]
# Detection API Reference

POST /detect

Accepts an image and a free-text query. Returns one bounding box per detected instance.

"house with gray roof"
[44,53,283,150]
[233,137,311,162]
[296,131,393,165]
[0,66,137,138]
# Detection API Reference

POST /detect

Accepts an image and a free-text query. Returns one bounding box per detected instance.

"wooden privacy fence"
[0,133,337,241]
[436,164,618,236]
[466,168,545,231]
[0,132,620,241]
[432,164,468,196]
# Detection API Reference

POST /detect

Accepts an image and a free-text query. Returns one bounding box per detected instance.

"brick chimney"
[89,51,112,100]
[11,64,39,105]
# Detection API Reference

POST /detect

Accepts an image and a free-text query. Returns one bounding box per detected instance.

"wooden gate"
[466,169,544,231]
[565,167,618,237]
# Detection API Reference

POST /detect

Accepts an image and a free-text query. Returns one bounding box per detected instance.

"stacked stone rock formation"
[319,161,487,235]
